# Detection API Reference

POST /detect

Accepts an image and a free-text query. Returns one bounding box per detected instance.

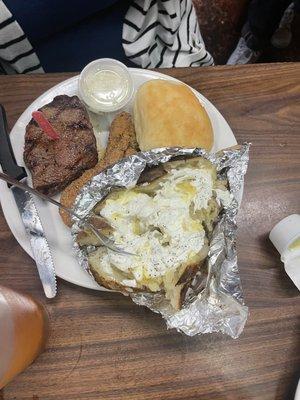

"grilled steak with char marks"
[24,95,98,196]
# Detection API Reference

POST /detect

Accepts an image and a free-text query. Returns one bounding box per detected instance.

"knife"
[0,105,57,298]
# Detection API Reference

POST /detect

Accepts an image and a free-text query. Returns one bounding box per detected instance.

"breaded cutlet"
[59,112,139,226]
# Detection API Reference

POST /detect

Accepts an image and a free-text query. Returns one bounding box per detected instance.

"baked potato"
[76,157,231,310]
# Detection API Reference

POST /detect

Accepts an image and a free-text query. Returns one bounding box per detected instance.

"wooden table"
[0,63,299,400]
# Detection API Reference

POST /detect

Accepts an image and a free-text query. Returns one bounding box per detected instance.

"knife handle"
[0,105,26,183]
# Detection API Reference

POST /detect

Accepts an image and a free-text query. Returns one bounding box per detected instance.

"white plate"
[0,69,237,290]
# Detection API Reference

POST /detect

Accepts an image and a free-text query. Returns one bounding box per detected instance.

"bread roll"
[134,79,213,151]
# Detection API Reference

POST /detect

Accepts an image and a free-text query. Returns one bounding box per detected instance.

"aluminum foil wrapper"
[72,144,250,338]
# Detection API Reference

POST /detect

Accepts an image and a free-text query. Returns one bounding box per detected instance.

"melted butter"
[182,219,202,232]
[176,181,197,199]
[289,237,300,251]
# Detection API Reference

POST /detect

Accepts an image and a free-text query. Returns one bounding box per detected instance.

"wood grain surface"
[0,63,299,400]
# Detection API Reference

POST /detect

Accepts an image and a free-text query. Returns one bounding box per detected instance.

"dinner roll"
[134,79,213,151]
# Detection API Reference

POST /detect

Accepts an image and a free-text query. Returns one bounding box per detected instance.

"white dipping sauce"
[79,59,133,113]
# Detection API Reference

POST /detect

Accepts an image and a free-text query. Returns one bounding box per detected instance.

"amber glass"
[0,286,48,388]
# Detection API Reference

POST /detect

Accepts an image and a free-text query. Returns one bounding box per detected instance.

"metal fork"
[0,171,133,256]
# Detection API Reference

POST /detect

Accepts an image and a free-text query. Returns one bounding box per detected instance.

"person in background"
[0,0,213,74]
[227,0,299,65]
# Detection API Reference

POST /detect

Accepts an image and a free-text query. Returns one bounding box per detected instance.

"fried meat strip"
[59,112,138,226]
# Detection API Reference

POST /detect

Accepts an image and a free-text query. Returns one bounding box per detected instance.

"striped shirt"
[0,0,43,73]
[123,0,213,68]
[0,0,213,74]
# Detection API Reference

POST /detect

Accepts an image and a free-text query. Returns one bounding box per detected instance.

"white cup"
[269,214,300,290]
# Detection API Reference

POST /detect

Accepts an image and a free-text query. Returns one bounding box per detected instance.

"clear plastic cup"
[78,58,134,114]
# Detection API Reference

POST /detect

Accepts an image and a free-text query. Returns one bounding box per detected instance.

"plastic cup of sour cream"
[78,58,134,114]
[269,214,300,291]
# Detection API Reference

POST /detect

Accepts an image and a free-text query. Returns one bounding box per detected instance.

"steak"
[24,95,98,196]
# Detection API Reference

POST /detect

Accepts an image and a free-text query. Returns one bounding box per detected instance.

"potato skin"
[89,264,148,295]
